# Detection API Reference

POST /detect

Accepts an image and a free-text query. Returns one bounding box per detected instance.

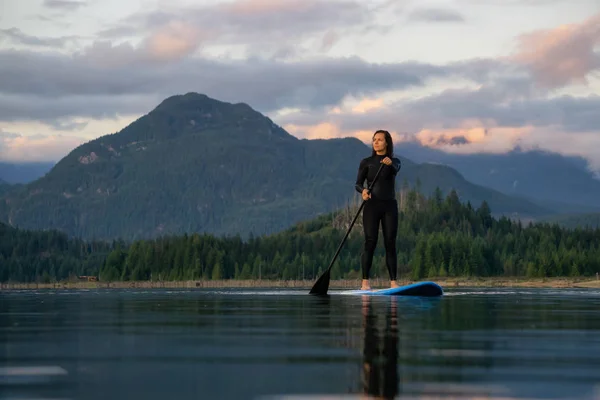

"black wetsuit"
[354,154,401,280]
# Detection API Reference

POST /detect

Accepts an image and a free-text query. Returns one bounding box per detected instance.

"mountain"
[4,185,600,284]
[541,213,600,229]
[0,161,55,184]
[397,142,600,213]
[0,179,16,197]
[0,92,549,241]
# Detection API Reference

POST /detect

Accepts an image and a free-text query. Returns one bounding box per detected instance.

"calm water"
[2,287,600,400]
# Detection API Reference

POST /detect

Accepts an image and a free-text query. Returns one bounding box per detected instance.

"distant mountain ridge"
[3,125,598,217]
[0,179,15,197]
[397,142,600,213]
[0,93,550,241]
[0,162,55,184]
[541,212,600,229]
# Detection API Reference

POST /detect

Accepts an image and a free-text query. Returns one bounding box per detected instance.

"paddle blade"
[309,269,331,295]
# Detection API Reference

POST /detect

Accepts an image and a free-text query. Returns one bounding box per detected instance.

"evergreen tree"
[2,184,600,283]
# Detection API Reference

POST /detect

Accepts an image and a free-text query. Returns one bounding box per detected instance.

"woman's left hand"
[381,157,392,165]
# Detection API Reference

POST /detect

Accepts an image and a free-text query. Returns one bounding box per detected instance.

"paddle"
[309,162,386,296]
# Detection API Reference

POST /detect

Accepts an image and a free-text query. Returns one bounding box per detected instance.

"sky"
[1,0,599,172]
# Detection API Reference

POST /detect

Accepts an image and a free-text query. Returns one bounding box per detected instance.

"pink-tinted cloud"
[283,115,600,173]
[320,30,339,52]
[277,85,600,172]
[350,98,385,114]
[413,124,536,154]
[284,96,393,140]
[0,131,86,162]
[144,21,205,61]
[285,121,381,143]
[76,19,207,67]
[511,13,600,88]
[96,0,378,59]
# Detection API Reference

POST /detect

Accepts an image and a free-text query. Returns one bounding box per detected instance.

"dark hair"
[371,129,394,157]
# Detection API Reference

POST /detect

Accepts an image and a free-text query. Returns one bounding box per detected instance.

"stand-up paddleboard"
[340,281,443,297]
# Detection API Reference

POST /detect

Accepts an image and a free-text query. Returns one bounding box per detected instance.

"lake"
[2,286,600,399]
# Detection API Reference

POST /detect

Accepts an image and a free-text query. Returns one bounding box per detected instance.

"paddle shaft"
[310,162,386,294]
[323,198,368,274]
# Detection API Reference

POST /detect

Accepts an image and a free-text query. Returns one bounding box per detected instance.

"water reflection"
[351,289,600,400]
[2,288,600,400]
[361,295,399,400]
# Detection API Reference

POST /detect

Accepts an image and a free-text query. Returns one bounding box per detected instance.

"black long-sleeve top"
[354,154,401,201]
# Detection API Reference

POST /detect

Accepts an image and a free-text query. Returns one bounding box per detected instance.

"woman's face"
[372,133,387,153]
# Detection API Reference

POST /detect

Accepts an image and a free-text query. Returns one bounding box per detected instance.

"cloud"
[433,135,472,146]
[518,129,600,172]
[320,30,340,52]
[143,21,206,61]
[97,0,396,58]
[2,1,599,169]
[276,75,600,173]
[0,92,159,123]
[457,0,576,5]
[285,122,376,143]
[0,45,452,124]
[281,82,600,139]
[0,129,20,140]
[0,130,87,162]
[406,87,600,134]
[43,0,87,11]
[0,27,78,48]
[27,14,73,30]
[510,13,600,88]
[408,8,466,23]
[3,8,597,138]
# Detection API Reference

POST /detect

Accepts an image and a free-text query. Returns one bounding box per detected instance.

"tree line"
[1,187,599,283]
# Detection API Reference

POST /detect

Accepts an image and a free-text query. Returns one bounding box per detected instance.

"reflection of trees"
[4,289,600,400]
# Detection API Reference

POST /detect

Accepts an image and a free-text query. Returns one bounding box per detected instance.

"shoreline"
[1,276,599,290]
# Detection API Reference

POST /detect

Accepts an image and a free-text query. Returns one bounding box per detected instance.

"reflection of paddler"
[361,295,399,399]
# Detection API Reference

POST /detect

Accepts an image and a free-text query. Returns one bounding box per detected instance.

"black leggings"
[361,198,398,280]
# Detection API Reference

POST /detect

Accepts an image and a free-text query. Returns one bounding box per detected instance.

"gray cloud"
[0,27,78,48]
[276,78,600,174]
[2,0,598,160]
[279,76,600,137]
[28,14,72,29]
[400,83,600,133]
[97,0,399,57]
[43,0,87,11]
[0,92,160,122]
[49,120,89,131]
[2,30,596,141]
[0,129,21,139]
[0,45,453,123]
[457,0,576,5]
[408,8,466,23]
[435,136,471,145]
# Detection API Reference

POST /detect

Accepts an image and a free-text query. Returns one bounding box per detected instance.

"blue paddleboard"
[340,281,443,297]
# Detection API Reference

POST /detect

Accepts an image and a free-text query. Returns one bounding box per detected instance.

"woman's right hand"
[362,189,371,201]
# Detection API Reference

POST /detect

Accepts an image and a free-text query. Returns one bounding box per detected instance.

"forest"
[1,187,599,283]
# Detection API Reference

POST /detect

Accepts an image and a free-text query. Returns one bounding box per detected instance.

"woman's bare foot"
[361,279,371,290]
[390,280,399,288]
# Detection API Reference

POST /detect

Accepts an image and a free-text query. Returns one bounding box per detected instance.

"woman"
[354,130,401,290]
